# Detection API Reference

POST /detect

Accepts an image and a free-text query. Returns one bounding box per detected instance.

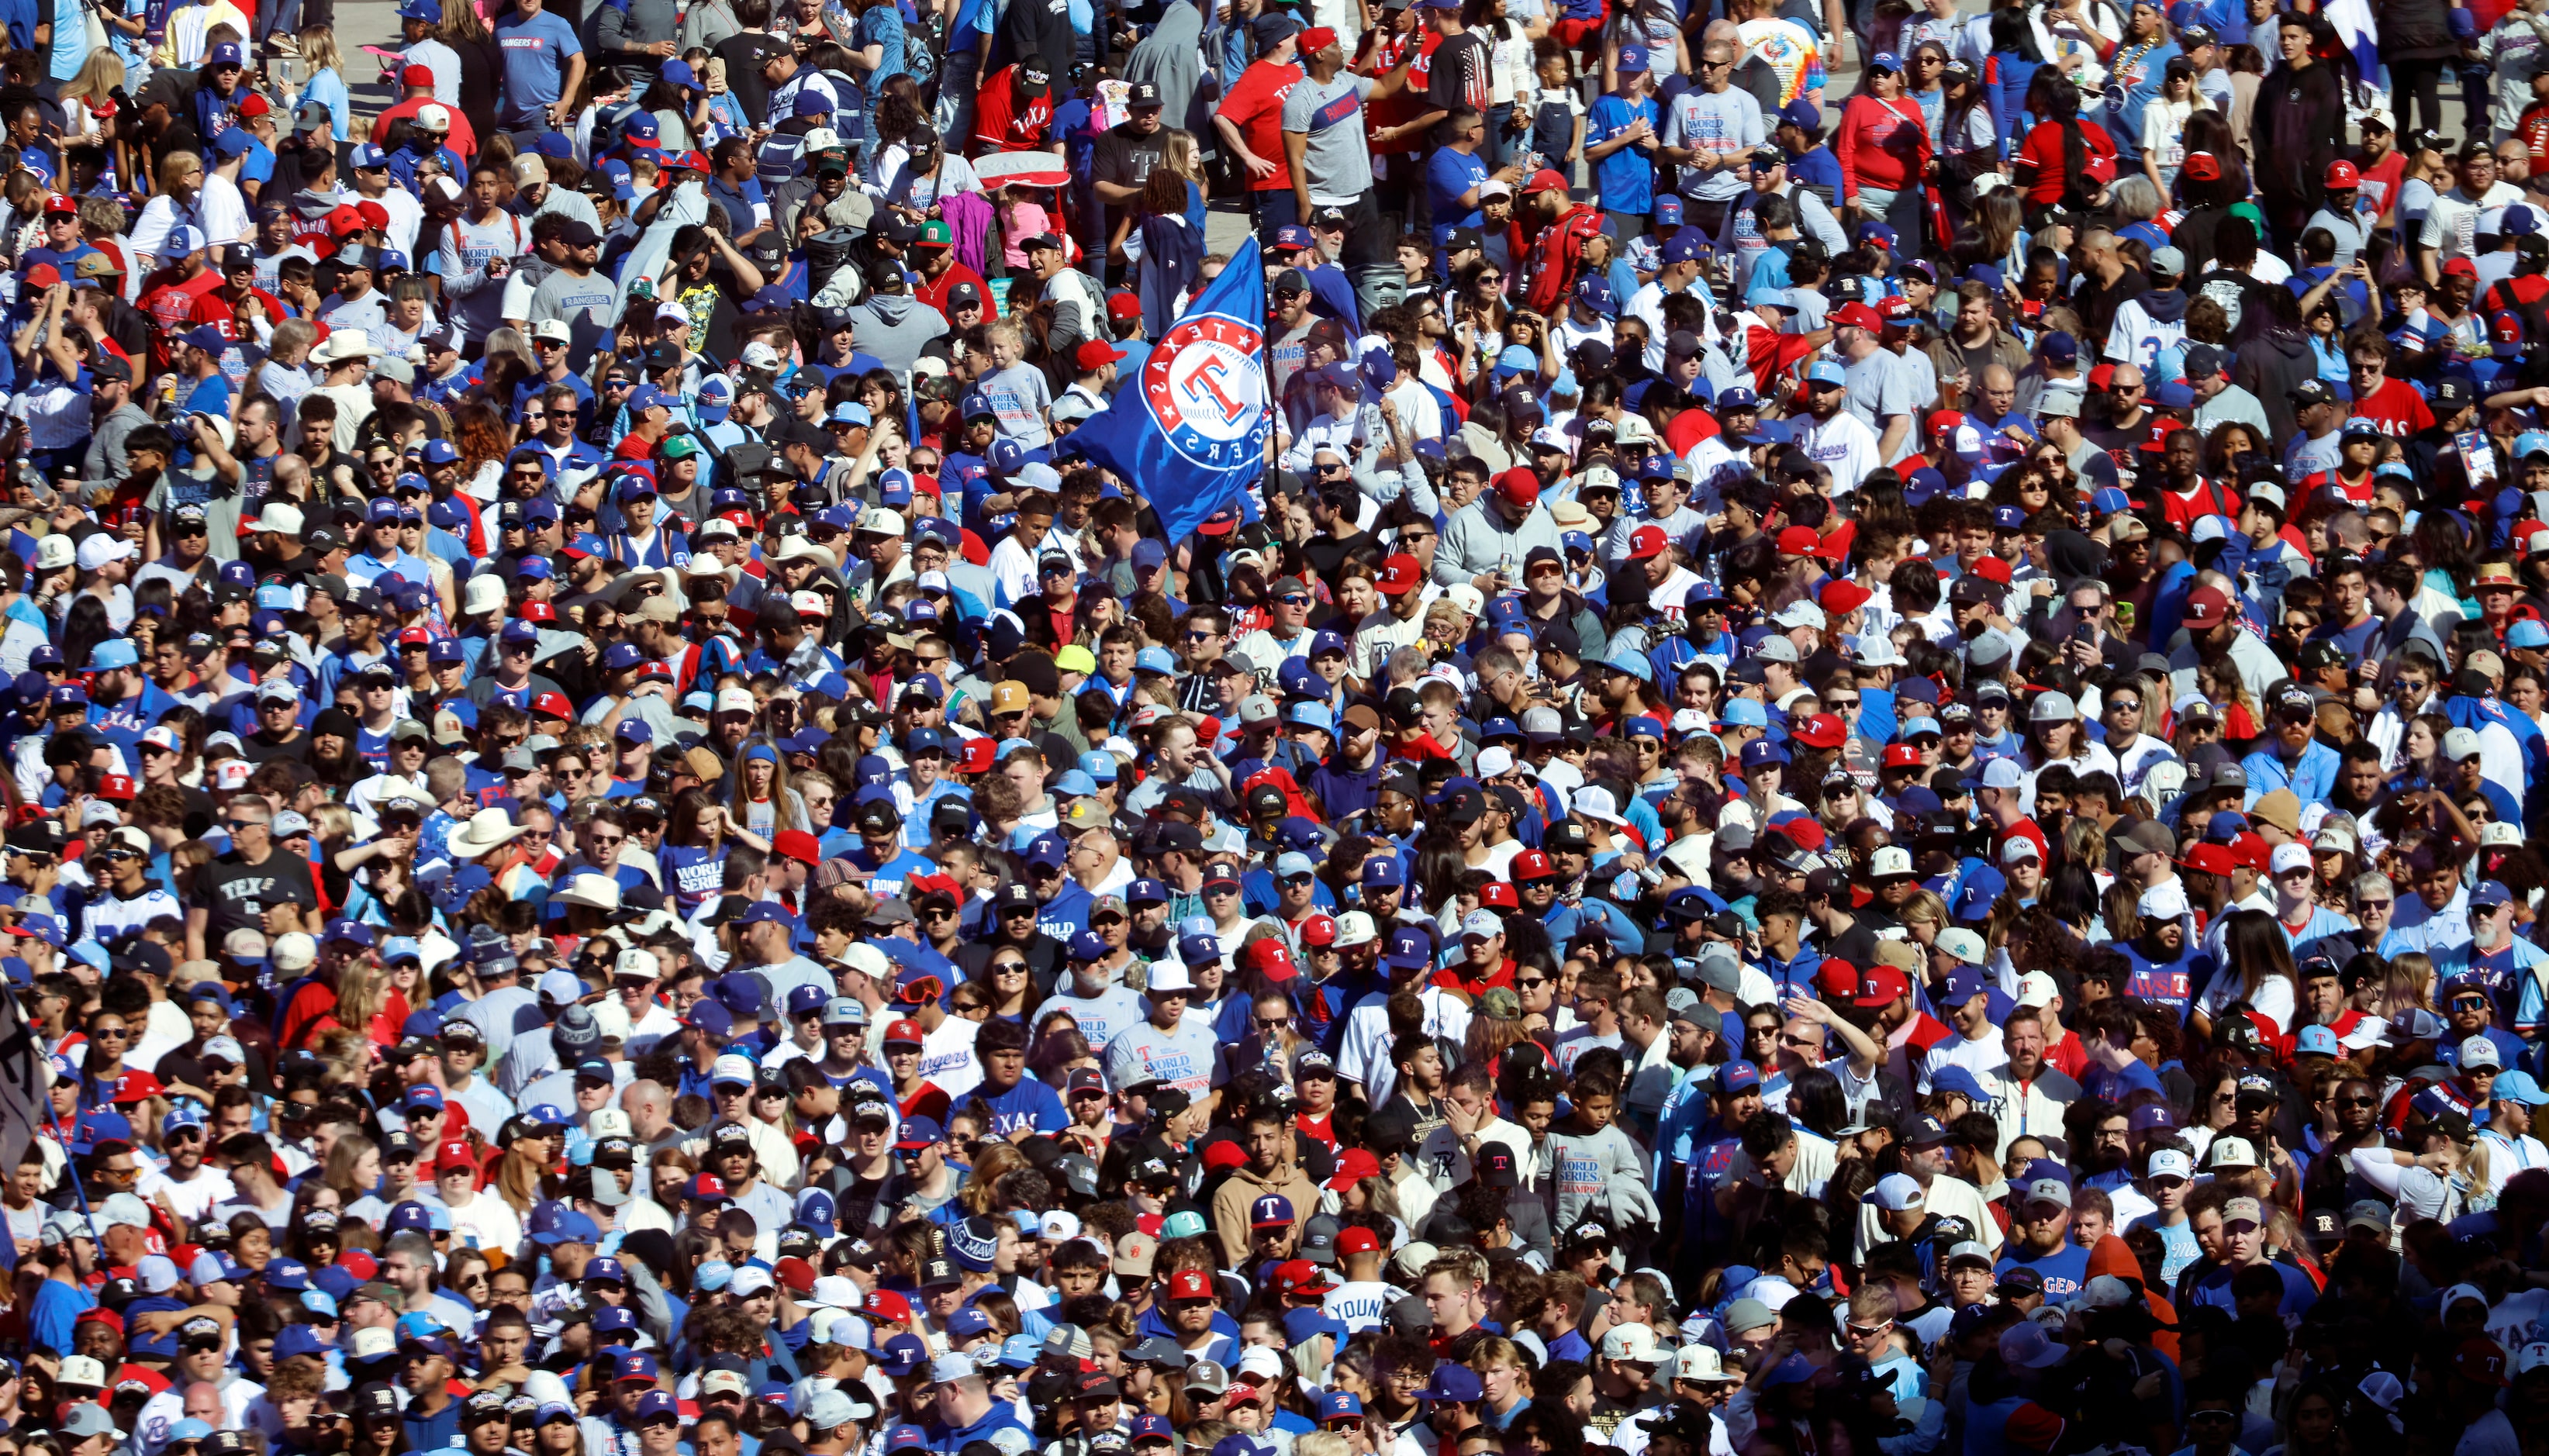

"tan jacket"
[1208,1159,1322,1267]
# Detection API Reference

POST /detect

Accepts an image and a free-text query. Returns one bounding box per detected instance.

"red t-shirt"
[2351,377,2436,440]
[1218,58,1304,192]
[914,260,990,323]
[378,97,478,160]
[2157,476,2238,533]
[2357,148,2409,219]
[188,284,288,331]
[139,273,224,365]
[972,68,1055,154]
[2013,119,2118,206]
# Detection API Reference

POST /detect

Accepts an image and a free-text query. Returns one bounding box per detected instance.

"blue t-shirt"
[977,1077,1068,1137]
[493,12,584,121]
[1425,147,1489,249]
[1587,93,1658,216]
[1994,1242,2092,1303]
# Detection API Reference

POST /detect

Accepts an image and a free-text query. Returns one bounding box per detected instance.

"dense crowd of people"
[0,0,2547,1451]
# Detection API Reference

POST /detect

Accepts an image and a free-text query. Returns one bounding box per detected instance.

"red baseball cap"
[1298,25,1338,52]
[2325,159,2361,188]
[2184,151,2222,181]
[1852,964,1911,1008]
[1830,302,1883,333]
[1376,553,1424,594]
[1275,1260,1336,1296]
[1970,556,2013,585]
[1525,168,1569,194]
[399,64,435,87]
[1512,849,1555,882]
[435,1138,473,1169]
[2182,585,2235,629]
[1338,1226,1383,1255]
[110,1069,163,1104]
[1327,1149,1381,1190]
[1791,712,1846,749]
[1776,819,1829,851]
[530,691,572,721]
[1245,938,1297,981]
[1478,882,1519,909]
[1883,743,1922,768]
[1818,579,1872,616]
[771,830,820,866]
[1073,340,1128,372]
[1201,1143,1249,1174]
[1298,912,1338,947]
[96,775,135,801]
[1166,1268,1214,1300]
[2178,843,2238,876]
[1814,960,1862,999]
[2082,154,2116,184]
[882,1019,925,1047]
[865,1289,913,1323]
[1495,466,1542,509]
[1774,525,1822,557]
[1627,524,1670,560]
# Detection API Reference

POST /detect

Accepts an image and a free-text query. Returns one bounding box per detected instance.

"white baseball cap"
[1600,1323,1660,1364]
[2146,1148,2193,1182]
[2270,841,2313,876]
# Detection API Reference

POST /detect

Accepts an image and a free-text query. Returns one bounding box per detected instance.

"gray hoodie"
[844,291,948,378]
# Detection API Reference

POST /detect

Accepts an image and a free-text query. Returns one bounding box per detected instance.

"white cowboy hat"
[315,329,378,364]
[770,537,836,570]
[445,808,528,860]
[553,873,621,913]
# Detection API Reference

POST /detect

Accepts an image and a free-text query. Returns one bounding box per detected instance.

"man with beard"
[2118,878,2209,1021]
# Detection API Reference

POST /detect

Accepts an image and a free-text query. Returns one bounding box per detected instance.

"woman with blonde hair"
[56,54,124,146]
[294,27,351,141]
[1896,889,1948,950]
[296,957,396,1050]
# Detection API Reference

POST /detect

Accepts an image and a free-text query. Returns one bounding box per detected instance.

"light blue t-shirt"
[492,11,584,122]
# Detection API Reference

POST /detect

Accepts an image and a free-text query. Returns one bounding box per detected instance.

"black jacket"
[2254,60,2349,204]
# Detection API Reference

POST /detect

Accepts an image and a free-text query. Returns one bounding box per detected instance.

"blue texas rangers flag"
[1074,236,1275,544]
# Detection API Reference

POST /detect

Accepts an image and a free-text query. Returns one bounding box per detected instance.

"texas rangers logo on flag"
[1146,312,1270,471]
[1074,236,1276,544]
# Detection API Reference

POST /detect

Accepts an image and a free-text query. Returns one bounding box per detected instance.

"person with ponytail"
[2011,71,2117,225]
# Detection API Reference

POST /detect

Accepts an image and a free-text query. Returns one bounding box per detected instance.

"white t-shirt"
[442,1189,523,1260]
[2423,181,2525,263]
[136,1164,236,1225]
